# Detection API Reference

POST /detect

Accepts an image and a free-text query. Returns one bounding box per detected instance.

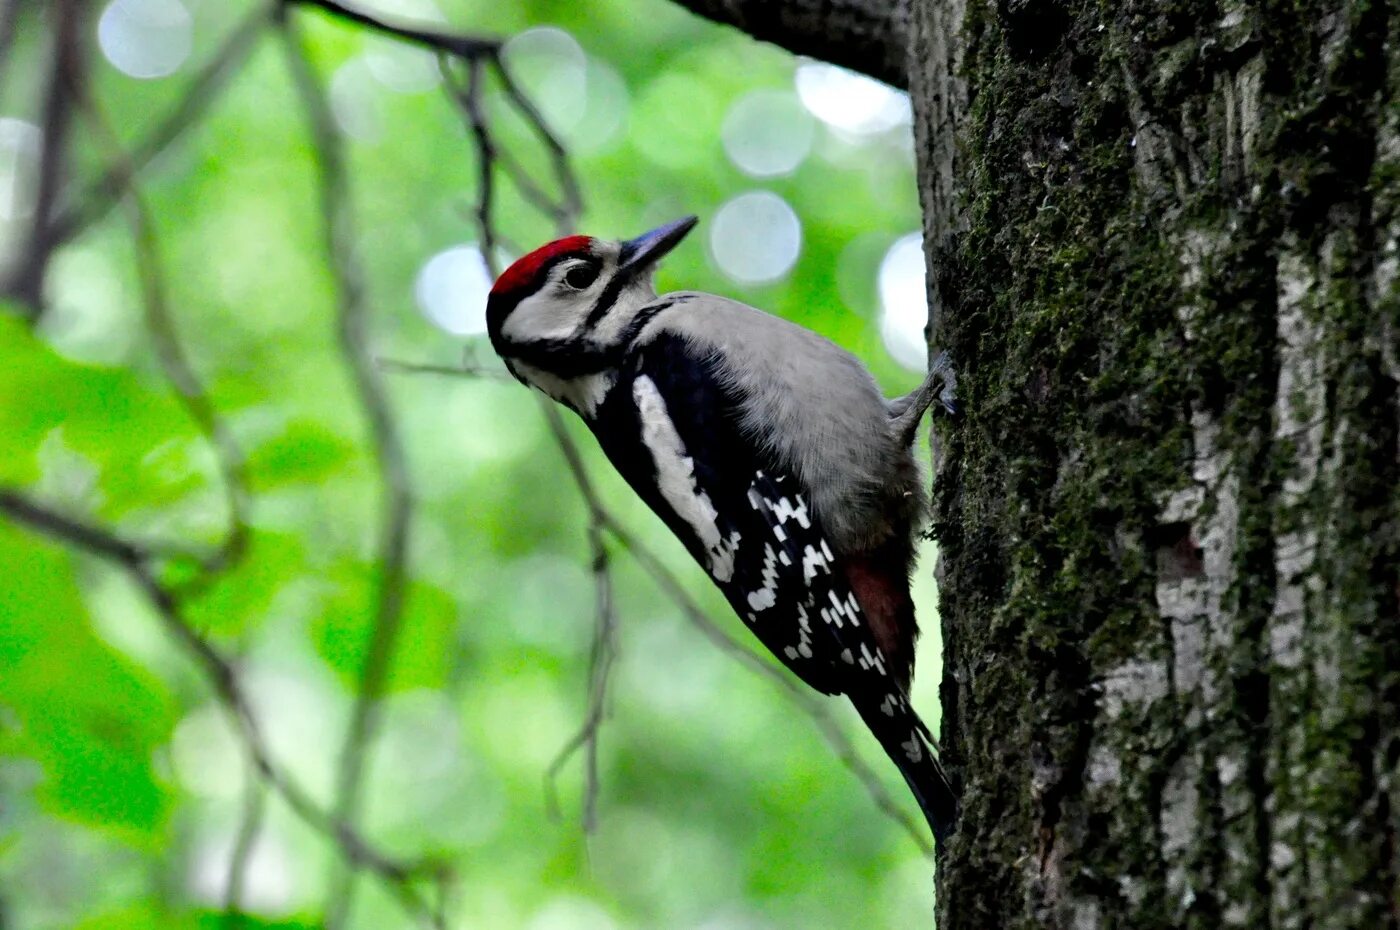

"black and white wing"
[589,331,871,695]
[587,331,955,836]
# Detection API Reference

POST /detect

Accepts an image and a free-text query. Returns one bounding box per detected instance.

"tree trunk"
[908,0,1400,927]
[680,0,1397,923]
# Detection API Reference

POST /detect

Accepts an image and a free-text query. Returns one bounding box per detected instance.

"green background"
[0,1,941,926]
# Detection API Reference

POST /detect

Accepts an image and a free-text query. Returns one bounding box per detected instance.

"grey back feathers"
[637,292,926,554]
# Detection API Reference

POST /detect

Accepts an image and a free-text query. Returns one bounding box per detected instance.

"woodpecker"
[485,216,957,840]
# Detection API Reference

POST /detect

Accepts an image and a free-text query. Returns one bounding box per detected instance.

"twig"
[8,0,86,315]
[223,760,265,922]
[442,47,583,259]
[0,487,149,565]
[45,2,274,251]
[444,54,617,830]
[73,88,250,585]
[490,57,582,225]
[278,22,419,930]
[445,57,499,273]
[376,355,513,382]
[543,420,618,831]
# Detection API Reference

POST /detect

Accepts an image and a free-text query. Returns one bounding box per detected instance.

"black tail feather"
[852,692,957,843]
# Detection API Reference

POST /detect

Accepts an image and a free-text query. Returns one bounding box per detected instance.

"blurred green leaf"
[245,419,355,490]
[0,525,174,841]
[311,564,457,692]
[0,312,191,489]
[185,530,306,636]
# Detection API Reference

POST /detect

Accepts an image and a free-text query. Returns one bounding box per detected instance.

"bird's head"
[485,216,697,385]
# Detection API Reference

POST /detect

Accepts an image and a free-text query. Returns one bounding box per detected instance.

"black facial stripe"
[583,268,632,328]
[617,298,675,345]
[499,335,621,379]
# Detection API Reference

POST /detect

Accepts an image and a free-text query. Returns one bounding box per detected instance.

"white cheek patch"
[633,375,740,581]
[502,290,585,343]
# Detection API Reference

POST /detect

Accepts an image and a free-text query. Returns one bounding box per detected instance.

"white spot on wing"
[858,642,887,676]
[771,495,811,528]
[801,544,831,582]
[747,544,780,611]
[633,375,739,580]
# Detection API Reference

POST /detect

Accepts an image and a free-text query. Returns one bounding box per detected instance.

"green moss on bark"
[913,0,1399,926]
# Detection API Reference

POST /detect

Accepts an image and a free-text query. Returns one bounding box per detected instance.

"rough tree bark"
[676,0,1400,927]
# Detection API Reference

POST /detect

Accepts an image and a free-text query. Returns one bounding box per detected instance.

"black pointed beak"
[617,215,698,276]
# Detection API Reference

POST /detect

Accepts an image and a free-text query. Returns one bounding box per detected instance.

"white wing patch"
[633,375,740,580]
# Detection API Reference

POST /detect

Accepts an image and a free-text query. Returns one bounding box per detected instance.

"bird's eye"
[564,264,599,290]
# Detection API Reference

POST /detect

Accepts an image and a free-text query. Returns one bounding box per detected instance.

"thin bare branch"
[7,0,87,315]
[278,21,419,929]
[544,481,618,831]
[45,2,274,250]
[377,355,513,382]
[73,90,251,585]
[0,486,149,566]
[489,56,583,227]
[446,57,499,274]
[667,0,910,89]
[223,761,265,922]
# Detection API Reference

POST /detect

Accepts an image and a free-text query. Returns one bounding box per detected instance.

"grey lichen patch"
[1085,742,1122,788]
[1160,752,1200,912]
[1100,659,1169,719]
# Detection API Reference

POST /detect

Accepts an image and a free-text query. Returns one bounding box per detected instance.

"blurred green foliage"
[0,1,941,927]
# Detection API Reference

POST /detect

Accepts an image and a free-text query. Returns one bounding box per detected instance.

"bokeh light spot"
[329,58,384,142]
[41,245,138,365]
[527,895,619,930]
[721,89,815,178]
[568,58,630,154]
[189,826,299,915]
[708,191,801,285]
[97,0,193,80]
[415,245,492,336]
[794,61,911,135]
[171,705,242,799]
[365,36,441,94]
[503,27,588,138]
[879,233,929,371]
